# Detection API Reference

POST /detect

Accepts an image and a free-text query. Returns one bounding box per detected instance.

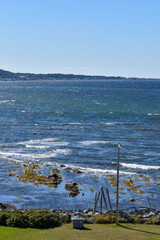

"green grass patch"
[0,223,160,240]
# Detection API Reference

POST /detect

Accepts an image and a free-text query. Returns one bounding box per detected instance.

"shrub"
[28,210,61,228]
[95,214,134,224]
[133,216,145,224]
[111,215,116,223]
[6,212,28,228]
[0,211,8,226]
[95,215,112,223]
[119,217,128,223]
[60,214,70,223]
[0,210,61,228]
[146,216,157,224]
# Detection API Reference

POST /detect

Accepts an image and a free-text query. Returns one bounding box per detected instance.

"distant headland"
[0,69,159,81]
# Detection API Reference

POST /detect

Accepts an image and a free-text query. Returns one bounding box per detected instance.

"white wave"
[103,123,114,126]
[148,113,160,116]
[25,145,48,149]
[120,162,160,170]
[0,148,71,161]
[100,122,140,126]
[43,161,134,176]
[0,100,15,104]
[18,138,69,147]
[54,149,70,155]
[80,140,116,146]
[100,122,115,126]
[0,100,10,104]
[68,123,83,125]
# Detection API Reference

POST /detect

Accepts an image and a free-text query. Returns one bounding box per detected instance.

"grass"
[0,223,160,240]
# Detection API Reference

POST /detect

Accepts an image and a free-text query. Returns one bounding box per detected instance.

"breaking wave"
[120,162,160,170]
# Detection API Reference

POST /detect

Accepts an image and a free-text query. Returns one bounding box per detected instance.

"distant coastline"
[0,69,159,81]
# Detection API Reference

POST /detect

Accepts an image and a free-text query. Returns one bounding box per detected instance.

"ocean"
[0,80,159,210]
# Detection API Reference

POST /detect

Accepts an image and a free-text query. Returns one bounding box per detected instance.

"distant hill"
[0,69,159,81]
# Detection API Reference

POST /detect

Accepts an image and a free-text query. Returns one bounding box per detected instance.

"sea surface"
[0,80,159,210]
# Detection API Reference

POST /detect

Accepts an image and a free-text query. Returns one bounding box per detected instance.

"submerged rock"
[65,182,80,197]
[65,167,83,174]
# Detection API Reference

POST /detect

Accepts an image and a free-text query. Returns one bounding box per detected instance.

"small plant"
[146,216,157,224]
[60,214,70,223]
[133,216,145,224]
[95,214,116,224]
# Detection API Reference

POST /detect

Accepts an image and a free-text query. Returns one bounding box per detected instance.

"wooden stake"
[94,192,97,212]
[106,188,113,212]
[100,189,103,214]
[101,187,108,210]
[147,197,152,209]
[116,143,120,225]
[95,191,100,212]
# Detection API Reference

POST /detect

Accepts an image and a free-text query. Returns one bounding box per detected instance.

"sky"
[0,0,160,78]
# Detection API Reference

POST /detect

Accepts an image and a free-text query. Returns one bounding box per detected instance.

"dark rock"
[0,203,16,210]
[48,173,59,178]
[65,167,72,171]
[129,198,136,203]
[85,217,96,223]
[155,218,160,225]
[60,164,66,167]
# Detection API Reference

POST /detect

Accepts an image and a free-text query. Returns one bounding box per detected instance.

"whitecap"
[120,162,160,170]
[80,140,116,146]
[0,148,71,161]
[42,161,134,176]
[68,123,83,125]
[147,113,160,116]
[18,138,69,147]
[0,100,10,104]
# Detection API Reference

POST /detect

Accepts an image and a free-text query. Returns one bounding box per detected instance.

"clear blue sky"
[0,0,160,78]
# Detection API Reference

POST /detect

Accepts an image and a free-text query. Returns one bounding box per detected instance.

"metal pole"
[116,143,120,225]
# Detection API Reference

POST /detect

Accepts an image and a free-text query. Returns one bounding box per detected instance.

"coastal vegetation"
[0,210,61,228]
[0,209,160,229]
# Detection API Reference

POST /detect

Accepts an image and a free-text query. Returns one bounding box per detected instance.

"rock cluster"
[65,182,80,197]
[65,167,83,174]
[48,169,62,188]
[0,203,16,210]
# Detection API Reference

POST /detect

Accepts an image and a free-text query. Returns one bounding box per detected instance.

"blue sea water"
[0,80,160,210]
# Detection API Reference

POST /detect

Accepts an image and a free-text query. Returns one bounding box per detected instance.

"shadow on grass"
[118,224,160,236]
[73,227,92,231]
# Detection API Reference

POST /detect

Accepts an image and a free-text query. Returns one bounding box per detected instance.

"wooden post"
[95,191,100,212]
[116,143,120,225]
[147,197,152,209]
[100,189,103,214]
[106,188,113,212]
[134,204,137,213]
[94,192,97,212]
[101,187,108,210]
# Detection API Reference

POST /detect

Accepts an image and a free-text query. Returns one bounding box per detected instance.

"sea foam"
[120,162,160,170]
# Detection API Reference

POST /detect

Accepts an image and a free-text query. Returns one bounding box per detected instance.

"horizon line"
[0,68,160,80]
